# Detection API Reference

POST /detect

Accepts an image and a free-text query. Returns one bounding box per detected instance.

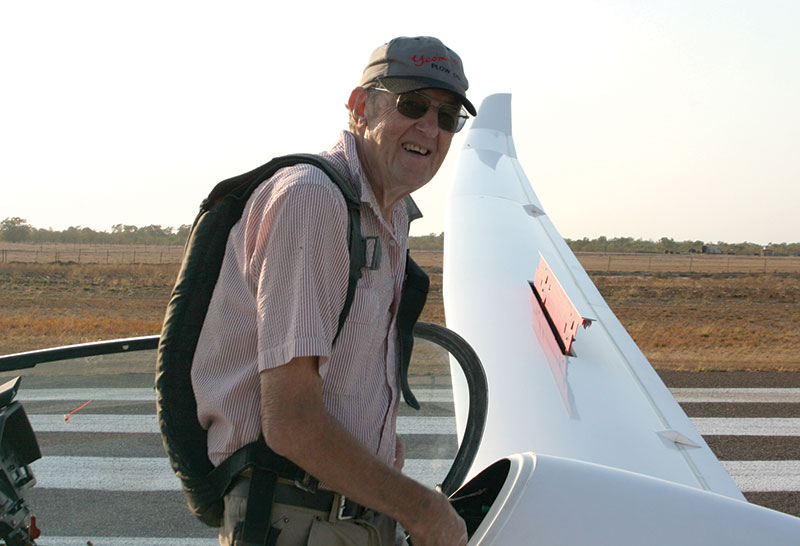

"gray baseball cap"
[360,36,476,116]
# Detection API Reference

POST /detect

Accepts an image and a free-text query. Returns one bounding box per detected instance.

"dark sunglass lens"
[397,95,429,119]
[437,112,456,132]
[438,106,467,133]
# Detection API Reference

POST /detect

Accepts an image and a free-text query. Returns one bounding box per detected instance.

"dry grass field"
[1,246,798,372]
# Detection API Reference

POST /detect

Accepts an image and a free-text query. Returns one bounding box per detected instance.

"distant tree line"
[0,217,191,245]
[409,233,445,251]
[565,236,800,256]
[407,233,800,255]
[3,218,798,256]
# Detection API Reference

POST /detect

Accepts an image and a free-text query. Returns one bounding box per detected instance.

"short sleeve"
[246,170,349,376]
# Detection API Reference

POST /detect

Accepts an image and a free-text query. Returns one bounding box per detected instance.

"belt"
[230,476,368,520]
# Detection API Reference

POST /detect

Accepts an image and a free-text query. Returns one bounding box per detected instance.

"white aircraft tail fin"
[444,93,743,500]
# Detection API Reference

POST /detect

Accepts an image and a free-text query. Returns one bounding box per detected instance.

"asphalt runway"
[4,367,799,544]
[660,370,800,518]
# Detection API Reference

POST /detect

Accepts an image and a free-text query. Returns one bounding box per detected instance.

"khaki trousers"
[219,480,400,546]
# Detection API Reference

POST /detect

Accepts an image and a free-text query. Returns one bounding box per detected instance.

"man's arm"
[260,356,467,546]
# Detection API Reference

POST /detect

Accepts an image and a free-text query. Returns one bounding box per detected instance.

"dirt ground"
[1,252,798,372]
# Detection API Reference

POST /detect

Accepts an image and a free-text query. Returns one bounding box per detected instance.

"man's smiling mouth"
[402,143,430,156]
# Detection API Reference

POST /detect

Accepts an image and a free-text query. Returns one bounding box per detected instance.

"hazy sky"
[3,1,798,244]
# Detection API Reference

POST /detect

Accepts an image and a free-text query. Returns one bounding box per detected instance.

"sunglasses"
[371,87,469,133]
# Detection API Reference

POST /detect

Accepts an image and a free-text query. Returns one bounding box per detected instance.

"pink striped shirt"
[191,131,409,468]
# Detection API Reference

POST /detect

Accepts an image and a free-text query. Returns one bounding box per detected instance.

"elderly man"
[192,36,476,546]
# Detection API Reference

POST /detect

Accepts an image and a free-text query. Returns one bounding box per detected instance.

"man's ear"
[348,87,368,119]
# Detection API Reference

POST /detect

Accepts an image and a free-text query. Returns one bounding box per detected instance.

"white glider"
[443,94,800,544]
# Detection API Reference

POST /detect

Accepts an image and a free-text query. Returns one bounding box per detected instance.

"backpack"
[155,154,428,539]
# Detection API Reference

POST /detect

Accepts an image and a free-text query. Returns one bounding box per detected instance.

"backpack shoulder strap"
[275,154,366,342]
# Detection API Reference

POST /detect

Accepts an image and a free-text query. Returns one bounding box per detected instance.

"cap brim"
[377,77,477,116]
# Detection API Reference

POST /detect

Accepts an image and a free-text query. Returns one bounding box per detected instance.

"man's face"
[355,88,459,198]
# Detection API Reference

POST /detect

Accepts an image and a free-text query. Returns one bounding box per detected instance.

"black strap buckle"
[293,472,319,494]
[365,236,382,270]
[336,494,353,520]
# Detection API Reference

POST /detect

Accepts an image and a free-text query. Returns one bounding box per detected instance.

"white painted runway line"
[397,416,457,435]
[31,456,181,491]
[35,538,217,546]
[722,461,800,492]
[30,414,159,433]
[671,388,800,404]
[691,418,800,436]
[16,388,155,402]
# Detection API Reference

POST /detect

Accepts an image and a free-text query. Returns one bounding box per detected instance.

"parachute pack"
[155,154,428,542]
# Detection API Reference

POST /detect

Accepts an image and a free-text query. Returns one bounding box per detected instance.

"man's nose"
[415,106,440,136]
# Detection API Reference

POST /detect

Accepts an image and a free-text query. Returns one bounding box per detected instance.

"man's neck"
[353,134,401,224]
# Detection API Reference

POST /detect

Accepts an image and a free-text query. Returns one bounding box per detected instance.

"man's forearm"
[259,357,452,536]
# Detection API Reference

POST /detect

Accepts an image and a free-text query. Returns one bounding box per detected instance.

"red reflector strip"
[532,256,589,355]
[531,292,572,415]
